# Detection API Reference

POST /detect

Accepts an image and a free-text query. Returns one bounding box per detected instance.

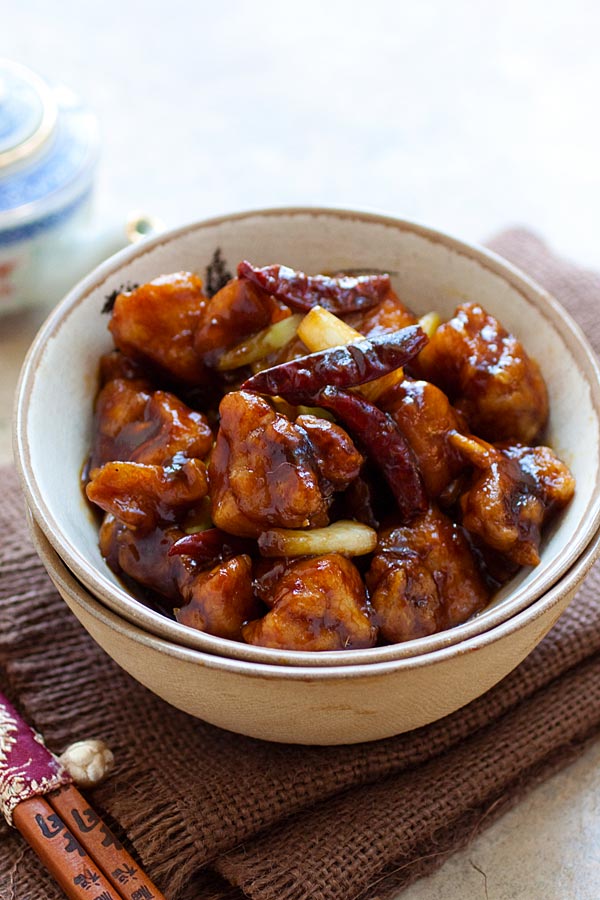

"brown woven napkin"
[1,228,600,900]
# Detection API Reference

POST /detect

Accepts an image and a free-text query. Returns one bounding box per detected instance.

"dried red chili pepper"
[169,528,256,565]
[237,260,391,314]
[312,387,427,523]
[241,326,427,403]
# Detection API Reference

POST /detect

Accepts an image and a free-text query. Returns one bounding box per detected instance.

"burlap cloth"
[1,229,600,900]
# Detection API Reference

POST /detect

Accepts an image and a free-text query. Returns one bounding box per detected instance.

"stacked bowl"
[14,208,600,745]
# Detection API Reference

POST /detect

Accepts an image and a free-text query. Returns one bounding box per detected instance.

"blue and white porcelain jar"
[0,60,124,314]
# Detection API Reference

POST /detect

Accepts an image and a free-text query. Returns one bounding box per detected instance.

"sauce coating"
[84,263,575,650]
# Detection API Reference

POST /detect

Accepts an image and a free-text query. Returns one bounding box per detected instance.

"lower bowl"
[29,514,600,745]
[15,208,600,670]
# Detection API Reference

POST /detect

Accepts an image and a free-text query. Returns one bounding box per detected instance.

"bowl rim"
[30,512,600,680]
[14,205,600,667]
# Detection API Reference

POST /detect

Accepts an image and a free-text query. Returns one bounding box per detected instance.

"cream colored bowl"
[29,515,600,744]
[14,208,600,667]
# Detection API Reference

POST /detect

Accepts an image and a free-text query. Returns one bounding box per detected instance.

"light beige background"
[2,1,600,896]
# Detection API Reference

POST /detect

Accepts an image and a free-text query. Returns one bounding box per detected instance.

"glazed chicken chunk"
[295,413,367,492]
[88,377,213,531]
[90,378,213,470]
[366,506,490,642]
[379,378,467,498]
[87,260,576,653]
[243,554,377,650]
[98,349,148,385]
[99,515,188,603]
[194,274,291,365]
[209,390,363,537]
[109,272,210,384]
[417,302,549,443]
[345,288,418,337]
[87,458,209,531]
[175,554,259,641]
[100,517,258,640]
[451,433,575,566]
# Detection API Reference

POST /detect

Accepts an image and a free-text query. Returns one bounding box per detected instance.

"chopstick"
[48,782,166,900]
[1,689,167,899]
[13,795,120,900]
[13,784,167,900]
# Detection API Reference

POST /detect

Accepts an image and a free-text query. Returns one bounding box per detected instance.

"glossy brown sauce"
[83,267,575,651]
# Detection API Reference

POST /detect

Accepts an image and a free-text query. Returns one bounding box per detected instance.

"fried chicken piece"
[379,379,467,497]
[295,414,363,490]
[366,506,490,642]
[100,517,258,639]
[416,303,549,443]
[194,276,290,366]
[99,515,187,603]
[243,554,377,650]
[345,289,417,337]
[176,555,260,641]
[90,379,213,470]
[252,558,294,607]
[98,350,149,385]
[209,391,362,537]
[109,272,210,384]
[452,433,575,566]
[87,458,209,530]
[90,378,150,469]
[504,443,576,508]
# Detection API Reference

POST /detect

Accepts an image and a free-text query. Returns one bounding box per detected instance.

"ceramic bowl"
[14,208,600,668]
[28,515,600,744]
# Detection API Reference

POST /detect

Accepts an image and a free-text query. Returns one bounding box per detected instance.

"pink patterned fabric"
[0,692,71,826]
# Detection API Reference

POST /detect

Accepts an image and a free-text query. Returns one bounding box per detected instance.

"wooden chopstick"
[1,689,167,899]
[48,783,167,900]
[13,795,122,900]
[13,785,167,900]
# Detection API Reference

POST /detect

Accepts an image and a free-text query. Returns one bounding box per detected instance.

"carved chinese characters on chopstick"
[1,691,166,900]
[86,257,575,652]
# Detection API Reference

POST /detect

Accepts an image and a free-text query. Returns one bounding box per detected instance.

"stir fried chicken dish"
[84,257,575,651]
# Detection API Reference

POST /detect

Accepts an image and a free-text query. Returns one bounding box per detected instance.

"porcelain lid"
[0,60,57,169]
[0,60,99,220]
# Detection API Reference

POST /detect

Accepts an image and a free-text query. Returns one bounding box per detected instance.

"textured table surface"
[2,2,600,897]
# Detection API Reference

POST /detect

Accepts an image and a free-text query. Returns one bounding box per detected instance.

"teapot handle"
[61,211,165,283]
